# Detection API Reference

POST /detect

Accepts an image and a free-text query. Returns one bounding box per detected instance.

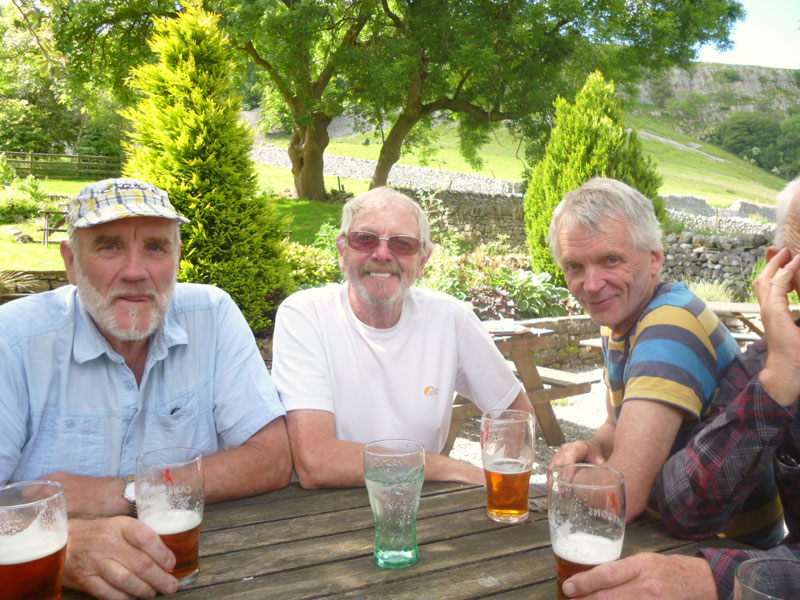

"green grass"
[0,221,66,270]
[266,124,528,182]
[273,196,342,245]
[626,111,786,206]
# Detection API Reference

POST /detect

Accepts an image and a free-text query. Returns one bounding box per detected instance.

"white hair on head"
[773,175,800,248]
[548,177,662,263]
[339,187,433,255]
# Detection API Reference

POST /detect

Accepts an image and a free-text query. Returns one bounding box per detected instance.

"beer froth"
[552,530,622,565]
[0,518,67,565]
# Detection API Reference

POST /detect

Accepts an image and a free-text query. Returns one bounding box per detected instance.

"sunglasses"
[346,231,421,255]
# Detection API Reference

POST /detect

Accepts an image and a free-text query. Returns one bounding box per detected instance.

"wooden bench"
[38,208,68,247]
[443,365,597,455]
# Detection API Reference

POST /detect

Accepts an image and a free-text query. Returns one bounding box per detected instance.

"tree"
[524,71,663,286]
[11,0,744,200]
[123,1,293,334]
[0,5,81,152]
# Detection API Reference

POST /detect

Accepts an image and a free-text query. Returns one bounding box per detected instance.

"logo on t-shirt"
[423,385,438,397]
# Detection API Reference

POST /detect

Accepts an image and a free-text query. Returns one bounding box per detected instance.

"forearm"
[588,422,616,460]
[203,419,292,503]
[42,473,128,518]
[294,438,369,489]
[656,378,794,537]
[424,452,484,485]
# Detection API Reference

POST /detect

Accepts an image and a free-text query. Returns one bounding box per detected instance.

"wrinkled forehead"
[352,198,420,235]
[784,201,800,255]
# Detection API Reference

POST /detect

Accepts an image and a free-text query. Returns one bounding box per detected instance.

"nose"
[370,238,394,261]
[582,265,606,293]
[119,248,147,281]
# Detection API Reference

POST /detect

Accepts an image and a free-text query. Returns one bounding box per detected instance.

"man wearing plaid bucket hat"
[0,178,291,598]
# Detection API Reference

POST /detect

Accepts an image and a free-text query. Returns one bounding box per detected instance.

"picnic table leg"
[443,401,468,456]
[509,346,565,446]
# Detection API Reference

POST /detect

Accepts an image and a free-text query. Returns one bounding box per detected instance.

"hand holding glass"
[481,409,535,523]
[548,463,626,600]
[364,439,425,569]
[0,481,67,600]
[136,447,204,586]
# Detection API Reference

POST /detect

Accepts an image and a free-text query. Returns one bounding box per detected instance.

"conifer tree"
[123,1,292,333]
[524,71,663,286]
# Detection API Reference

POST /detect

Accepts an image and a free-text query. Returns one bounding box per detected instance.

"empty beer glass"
[548,463,625,600]
[481,409,535,523]
[734,557,800,599]
[364,439,425,569]
[136,447,204,586]
[0,481,68,600]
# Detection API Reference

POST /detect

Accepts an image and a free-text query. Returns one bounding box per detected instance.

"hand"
[64,517,179,600]
[548,440,605,474]
[561,553,718,600]
[753,248,800,406]
[41,472,128,518]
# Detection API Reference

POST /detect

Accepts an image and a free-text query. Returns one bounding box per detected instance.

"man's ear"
[60,241,77,285]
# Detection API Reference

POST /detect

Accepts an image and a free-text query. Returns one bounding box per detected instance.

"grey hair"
[773,175,800,248]
[339,187,433,255]
[548,177,662,263]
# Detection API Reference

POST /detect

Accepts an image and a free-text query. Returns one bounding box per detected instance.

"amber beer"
[552,531,623,600]
[0,528,67,600]
[484,459,532,522]
[143,509,202,581]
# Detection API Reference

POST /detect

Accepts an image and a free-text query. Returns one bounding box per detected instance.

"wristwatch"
[123,474,137,517]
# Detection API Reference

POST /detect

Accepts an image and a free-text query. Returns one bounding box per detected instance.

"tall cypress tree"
[524,71,663,286]
[122,2,292,333]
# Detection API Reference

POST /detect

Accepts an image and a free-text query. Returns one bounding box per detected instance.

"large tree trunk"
[287,118,331,201]
[370,110,422,189]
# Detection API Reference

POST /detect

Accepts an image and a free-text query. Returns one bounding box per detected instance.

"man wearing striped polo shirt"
[546,178,781,546]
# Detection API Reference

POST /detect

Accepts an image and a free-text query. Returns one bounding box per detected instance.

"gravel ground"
[450,368,608,483]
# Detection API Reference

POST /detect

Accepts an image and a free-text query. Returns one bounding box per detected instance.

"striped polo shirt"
[602,281,739,452]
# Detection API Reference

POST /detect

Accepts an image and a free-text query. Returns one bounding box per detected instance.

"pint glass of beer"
[136,447,204,586]
[548,463,625,600]
[0,481,67,600]
[480,409,535,524]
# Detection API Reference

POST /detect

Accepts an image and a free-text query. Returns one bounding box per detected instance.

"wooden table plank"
[62,482,754,600]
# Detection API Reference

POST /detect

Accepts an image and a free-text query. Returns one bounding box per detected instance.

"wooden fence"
[3,151,122,179]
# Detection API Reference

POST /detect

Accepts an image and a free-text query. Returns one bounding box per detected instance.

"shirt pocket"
[26,412,106,479]
[145,391,207,452]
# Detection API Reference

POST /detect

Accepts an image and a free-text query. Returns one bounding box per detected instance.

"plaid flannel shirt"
[654,337,800,600]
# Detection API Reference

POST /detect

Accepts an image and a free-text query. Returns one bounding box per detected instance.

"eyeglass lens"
[347,231,420,255]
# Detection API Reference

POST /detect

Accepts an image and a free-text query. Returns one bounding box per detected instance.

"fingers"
[563,554,645,598]
[121,518,176,572]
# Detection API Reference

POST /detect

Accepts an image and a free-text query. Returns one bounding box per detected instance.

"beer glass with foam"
[364,439,425,569]
[480,409,535,524]
[734,557,800,600]
[136,447,204,586]
[548,463,625,600]
[0,481,67,600]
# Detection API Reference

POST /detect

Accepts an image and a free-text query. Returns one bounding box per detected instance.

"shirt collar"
[72,288,188,364]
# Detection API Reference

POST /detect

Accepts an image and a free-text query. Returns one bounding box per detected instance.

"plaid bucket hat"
[67,178,190,235]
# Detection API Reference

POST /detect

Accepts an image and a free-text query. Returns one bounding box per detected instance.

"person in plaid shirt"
[559,176,800,599]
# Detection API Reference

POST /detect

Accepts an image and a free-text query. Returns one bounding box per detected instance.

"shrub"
[0,188,39,223]
[524,71,663,286]
[122,2,293,334]
[712,67,742,84]
[0,154,17,187]
[282,223,341,289]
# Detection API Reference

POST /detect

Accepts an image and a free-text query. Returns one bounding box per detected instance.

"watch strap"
[125,474,137,518]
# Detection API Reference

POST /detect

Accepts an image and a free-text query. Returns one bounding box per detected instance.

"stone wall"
[521,315,602,370]
[0,270,69,304]
[430,190,526,248]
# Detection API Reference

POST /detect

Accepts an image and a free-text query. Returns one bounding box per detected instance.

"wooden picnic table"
[706,300,800,338]
[62,481,754,599]
[445,325,594,451]
[38,208,68,248]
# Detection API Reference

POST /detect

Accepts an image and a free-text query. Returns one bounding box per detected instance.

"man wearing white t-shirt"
[271,187,534,488]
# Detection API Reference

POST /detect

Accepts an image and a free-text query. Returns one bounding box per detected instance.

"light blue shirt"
[0,283,284,483]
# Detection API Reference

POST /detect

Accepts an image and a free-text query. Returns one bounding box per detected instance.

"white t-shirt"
[271,283,523,453]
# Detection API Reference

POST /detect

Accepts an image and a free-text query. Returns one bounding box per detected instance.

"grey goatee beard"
[73,260,174,342]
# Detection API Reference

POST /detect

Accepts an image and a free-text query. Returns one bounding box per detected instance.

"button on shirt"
[0,283,284,483]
